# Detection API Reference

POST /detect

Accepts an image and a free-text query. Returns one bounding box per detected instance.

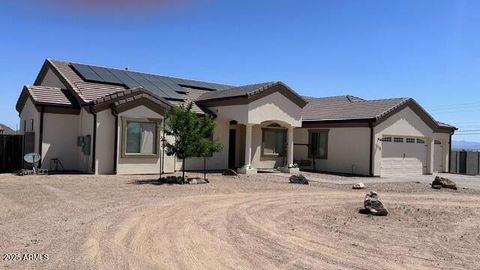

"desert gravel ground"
[1,172,480,270]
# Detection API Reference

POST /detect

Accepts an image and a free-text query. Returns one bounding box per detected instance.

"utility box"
[78,135,91,155]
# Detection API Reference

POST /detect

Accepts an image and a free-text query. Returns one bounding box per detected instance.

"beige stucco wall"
[19,98,40,154]
[203,91,304,170]
[433,132,450,172]
[40,68,66,89]
[116,105,174,175]
[95,109,116,174]
[175,118,230,171]
[250,124,287,169]
[247,92,303,127]
[41,113,79,170]
[210,104,249,124]
[208,91,303,127]
[373,106,451,175]
[294,127,371,175]
[77,108,93,173]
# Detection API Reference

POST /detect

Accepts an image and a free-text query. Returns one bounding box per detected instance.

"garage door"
[433,140,444,172]
[381,137,427,175]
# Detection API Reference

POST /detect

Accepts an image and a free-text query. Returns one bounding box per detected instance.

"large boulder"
[432,176,457,190]
[289,174,309,185]
[363,191,388,216]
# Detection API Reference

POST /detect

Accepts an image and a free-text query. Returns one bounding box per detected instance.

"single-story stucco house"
[15,59,456,176]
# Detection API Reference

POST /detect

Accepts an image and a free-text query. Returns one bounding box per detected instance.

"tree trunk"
[204,157,207,180]
[182,157,186,183]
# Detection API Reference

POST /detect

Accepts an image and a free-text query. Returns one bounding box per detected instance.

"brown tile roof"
[26,85,78,106]
[197,82,275,101]
[44,59,231,115]
[302,95,410,121]
[196,81,308,108]
[168,87,213,115]
[48,60,128,103]
[437,121,457,130]
[16,85,79,112]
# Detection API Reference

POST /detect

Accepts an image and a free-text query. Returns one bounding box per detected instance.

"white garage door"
[381,137,427,175]
[433,140,444,172]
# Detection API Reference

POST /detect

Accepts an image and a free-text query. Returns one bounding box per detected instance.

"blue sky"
[1,0,479,141]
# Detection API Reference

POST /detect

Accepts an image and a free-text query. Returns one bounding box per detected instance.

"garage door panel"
[381,137,427,175]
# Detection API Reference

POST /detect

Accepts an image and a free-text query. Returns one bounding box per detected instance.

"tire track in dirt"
[69,190,480,270]
[4,174,479,270]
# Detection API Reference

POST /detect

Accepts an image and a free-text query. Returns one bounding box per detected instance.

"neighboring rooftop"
[0,124,16,135]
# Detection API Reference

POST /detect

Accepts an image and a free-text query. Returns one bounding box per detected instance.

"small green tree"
[195,114,223,180]
[164,103,223,182]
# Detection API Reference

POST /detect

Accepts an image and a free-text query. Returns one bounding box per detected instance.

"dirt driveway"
[1,173,480,269]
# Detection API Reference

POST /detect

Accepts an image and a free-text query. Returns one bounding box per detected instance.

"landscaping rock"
[352,182,365,189]
[289,174,309,185]
[363,191,388,216]
[432,176,457,190]
[188,178,208,185]
[222,169,238,176]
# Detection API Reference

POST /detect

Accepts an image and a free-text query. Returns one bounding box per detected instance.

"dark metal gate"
[0,132,35,173]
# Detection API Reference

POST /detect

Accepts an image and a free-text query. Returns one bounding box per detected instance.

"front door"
[228,129,236,169]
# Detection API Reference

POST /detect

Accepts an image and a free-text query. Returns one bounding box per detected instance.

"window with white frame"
[416,138,425,144]
[309,129,328,159]
[262,128,286,156]
[124,120,159,155]
[394,137,404,143]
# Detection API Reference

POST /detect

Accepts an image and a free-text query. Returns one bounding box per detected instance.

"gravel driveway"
[272,171,480,190]
[1,172,479,269]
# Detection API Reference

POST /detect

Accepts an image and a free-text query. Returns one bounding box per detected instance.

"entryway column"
[238,124,257,175]
[245,124,253,167]
[280,126,299,174]
[428,138,434,174]
[287,126,294,166]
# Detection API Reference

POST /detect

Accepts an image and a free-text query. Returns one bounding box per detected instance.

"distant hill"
[0,124,16,135]
[453,140,480,151]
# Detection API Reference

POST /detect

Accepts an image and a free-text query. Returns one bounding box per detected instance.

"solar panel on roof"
[70,63,234,100]
[142,74,185,100]
[108,69,142,88]
[71,63,104,82]
[90,66,123,85]
[160,77,187,94]
[144,74,172,91]
[128,72,175,98]
[150,76,186,94]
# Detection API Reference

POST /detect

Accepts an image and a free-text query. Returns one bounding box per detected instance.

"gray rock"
[188,178,208,185]
[363,191,388,216]
[289,174,309,185]
[432,176,457,190]
[352,182,365,189]
[222,169,238,176]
